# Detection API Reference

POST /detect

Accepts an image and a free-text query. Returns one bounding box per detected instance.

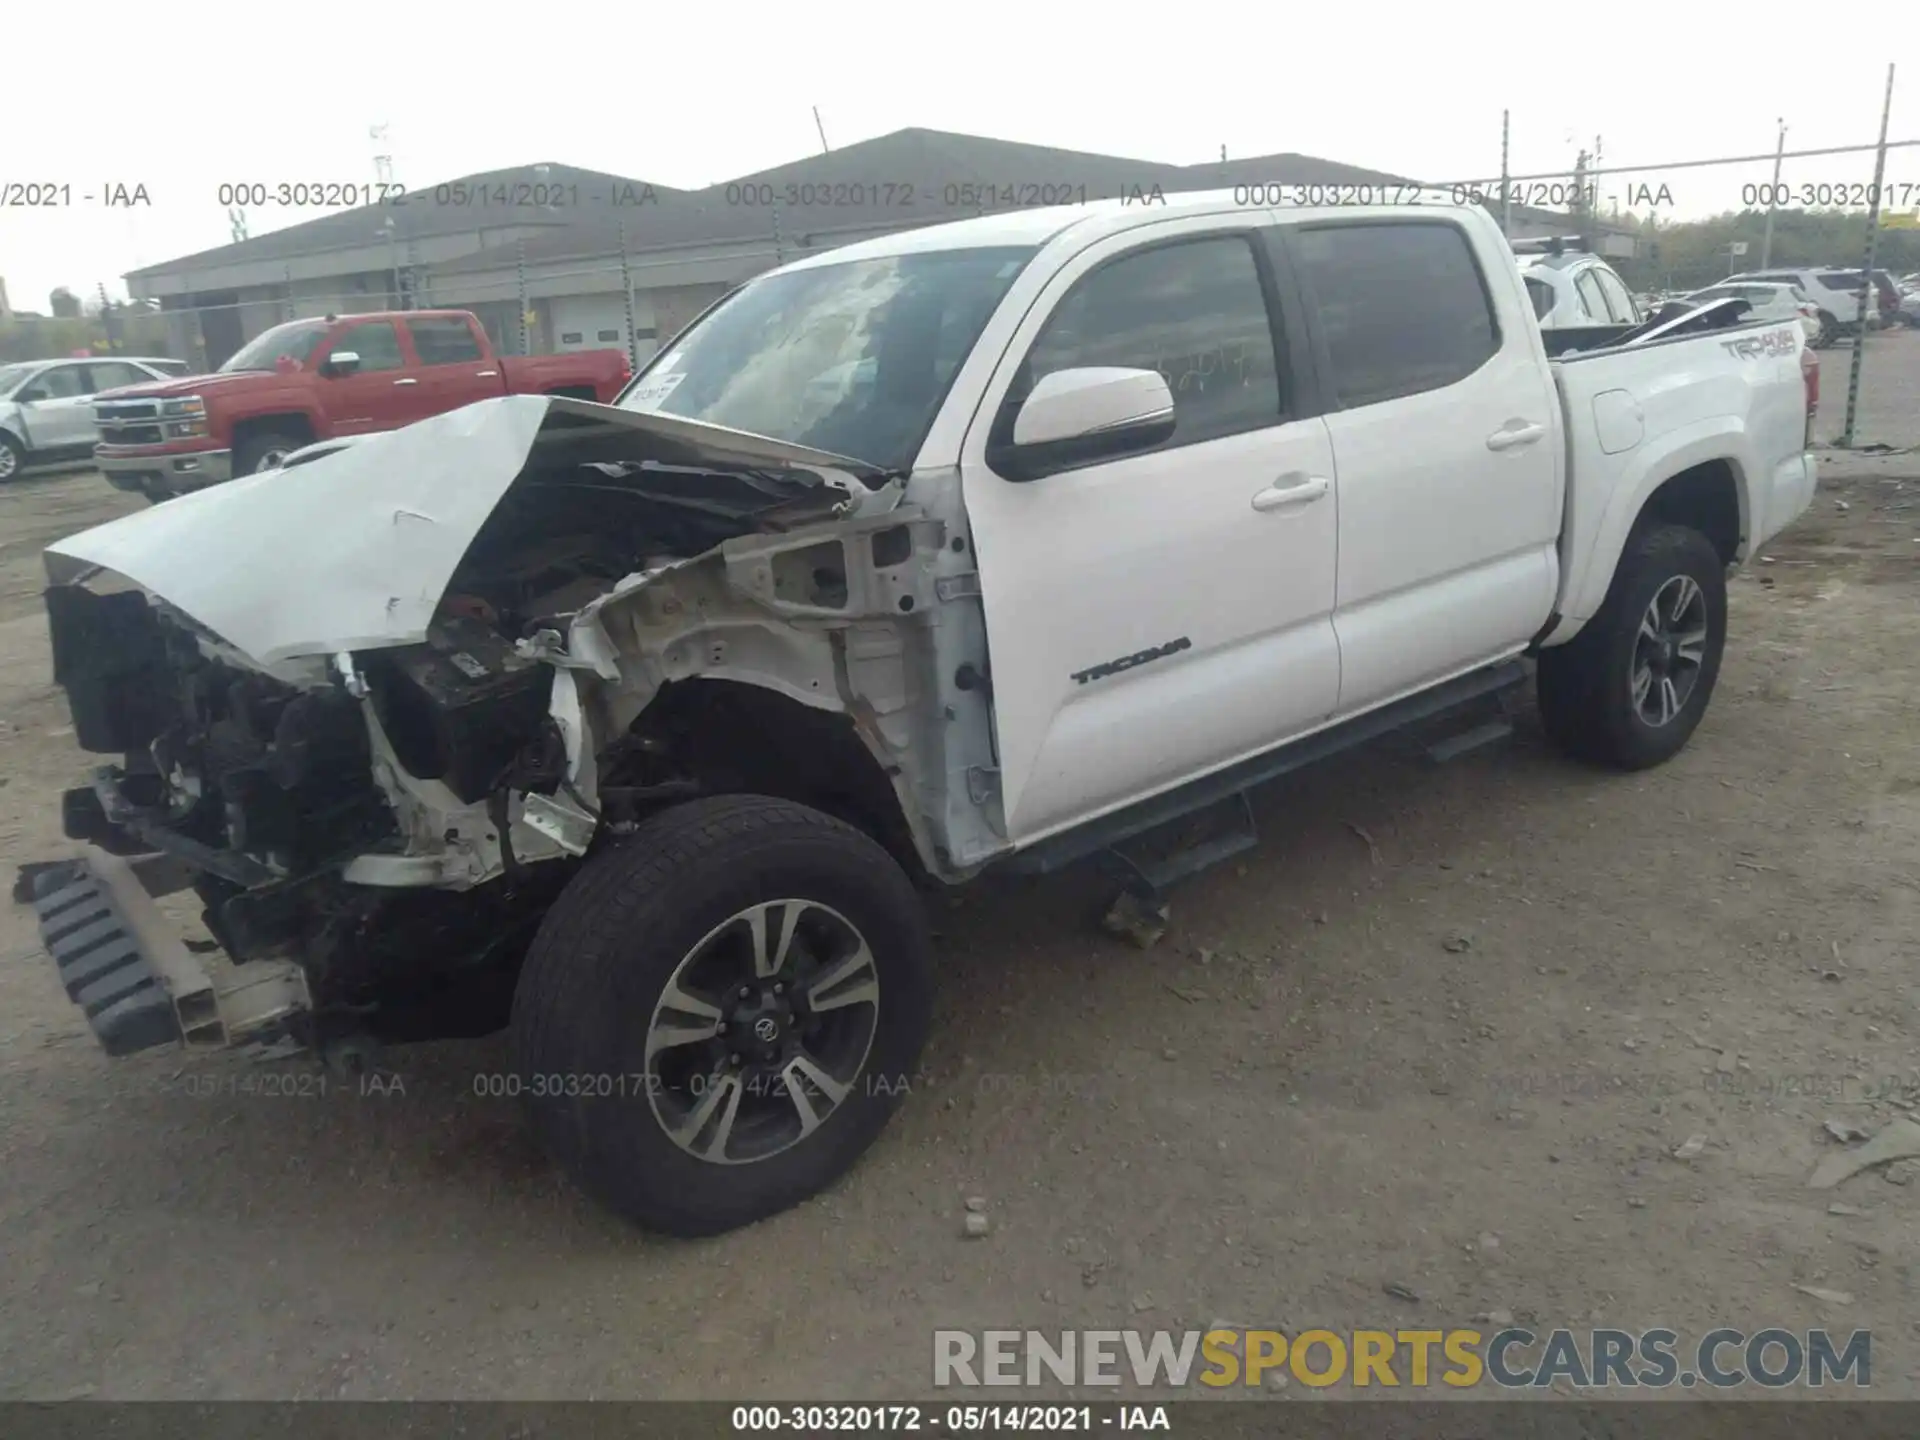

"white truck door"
[959,220,1340,846]
[1285,217,1562,714]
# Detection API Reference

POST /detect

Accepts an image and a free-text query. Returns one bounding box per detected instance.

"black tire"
[1536,523,1727,771]
[0,432,25,484]
[1815,312,1839,349]
[510,794,933,1236]
[233,431,305,476]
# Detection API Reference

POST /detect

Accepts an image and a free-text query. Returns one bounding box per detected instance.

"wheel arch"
[625,677,936,884]
[230,411,319,451]
[1551,429,1752,644]
[1635,460,1743,566]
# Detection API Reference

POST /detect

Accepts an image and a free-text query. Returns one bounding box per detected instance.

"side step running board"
[1426,718,1515,764]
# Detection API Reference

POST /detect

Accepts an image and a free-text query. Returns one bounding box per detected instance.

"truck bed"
[1548,314,1815,633]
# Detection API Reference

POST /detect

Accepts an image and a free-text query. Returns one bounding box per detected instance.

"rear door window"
[1593,268,1638,323]
[1573,270,1611,322]
[85,361,150,391]
[409,316,485,365]
[1524,276,1556,320]
[1291,222,1498,409]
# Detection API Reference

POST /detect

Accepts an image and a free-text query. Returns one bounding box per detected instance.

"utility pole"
[1220,143,1227,163]
[1592,135,1605,227]
[516,238,531,356]
[96,281,120,352]
[1570,149,1592,250]
[1839,66,1897,450]
[1500,110,1512,238]
[617,217,637,371]
[371,124,405,307]
[1759,118,1787,268]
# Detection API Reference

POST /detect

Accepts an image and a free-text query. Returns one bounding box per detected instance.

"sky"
[3,0,1912,314]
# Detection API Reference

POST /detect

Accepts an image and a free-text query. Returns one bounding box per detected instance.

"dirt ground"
[2,336,1918,1402]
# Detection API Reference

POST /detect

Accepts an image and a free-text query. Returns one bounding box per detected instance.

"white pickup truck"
[32,193,1817,1236]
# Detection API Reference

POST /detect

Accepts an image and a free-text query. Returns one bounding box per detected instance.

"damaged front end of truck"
[32,395,993,1060]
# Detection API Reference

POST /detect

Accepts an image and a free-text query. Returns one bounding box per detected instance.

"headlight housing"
[160,395,207,438]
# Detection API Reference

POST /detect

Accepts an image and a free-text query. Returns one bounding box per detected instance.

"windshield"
[0,362,43,397]
[219,321,329,373]
[618,246,1037,472]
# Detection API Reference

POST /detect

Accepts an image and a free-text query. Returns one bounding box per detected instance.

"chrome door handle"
[1487,422,1546,451]
[393,378,419,386]
[475,370,498,377]
[1251,475,1330,512]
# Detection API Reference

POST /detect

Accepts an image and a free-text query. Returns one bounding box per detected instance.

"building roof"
[427,129,1183,276]
[126,130,1631,286]
[125,163,678,279]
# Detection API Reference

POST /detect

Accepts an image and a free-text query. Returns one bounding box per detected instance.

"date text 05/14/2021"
[731,1406,1167,1432]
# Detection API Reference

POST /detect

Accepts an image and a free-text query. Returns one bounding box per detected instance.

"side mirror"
[997,367,1175,480]
[323,351,362,377]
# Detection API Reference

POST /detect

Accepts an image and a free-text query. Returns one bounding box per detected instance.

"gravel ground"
[1,333,1917,1401]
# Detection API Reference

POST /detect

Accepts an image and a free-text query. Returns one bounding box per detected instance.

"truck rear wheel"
[1536,523,1727,771]
[509,794,933,1236]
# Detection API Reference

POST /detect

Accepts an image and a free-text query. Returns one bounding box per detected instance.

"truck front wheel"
[509,794,933,1236]
[1536,523,1727,771]
[234,431,306,476]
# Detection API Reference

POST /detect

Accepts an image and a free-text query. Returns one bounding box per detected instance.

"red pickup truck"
[92,309,630,501]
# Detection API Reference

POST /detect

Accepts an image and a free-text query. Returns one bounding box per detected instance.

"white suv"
[1726,270,1879,338]
[1513,240,1643,329]
[1678,282,1824,346]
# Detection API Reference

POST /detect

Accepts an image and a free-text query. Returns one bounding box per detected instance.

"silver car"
[0,356,190,482]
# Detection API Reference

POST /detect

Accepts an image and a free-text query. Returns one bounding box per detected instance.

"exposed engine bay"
[36,398,1003,1055]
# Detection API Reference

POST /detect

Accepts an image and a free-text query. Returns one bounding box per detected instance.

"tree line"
[1605,209,1920,292]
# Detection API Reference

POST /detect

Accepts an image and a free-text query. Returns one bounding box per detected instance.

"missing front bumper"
[31,848,312,1056]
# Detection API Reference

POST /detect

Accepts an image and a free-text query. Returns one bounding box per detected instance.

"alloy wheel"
[1631,574,1708,728]
[645,898,881,1165]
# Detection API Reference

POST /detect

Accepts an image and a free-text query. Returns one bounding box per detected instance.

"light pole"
[1759,119,1786,269]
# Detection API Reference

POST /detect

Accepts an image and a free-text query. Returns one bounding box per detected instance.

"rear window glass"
[1817,272,1865,291]
[410,316,485,364]
[1292,222,1498,409]
[1524,276,1555,320]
